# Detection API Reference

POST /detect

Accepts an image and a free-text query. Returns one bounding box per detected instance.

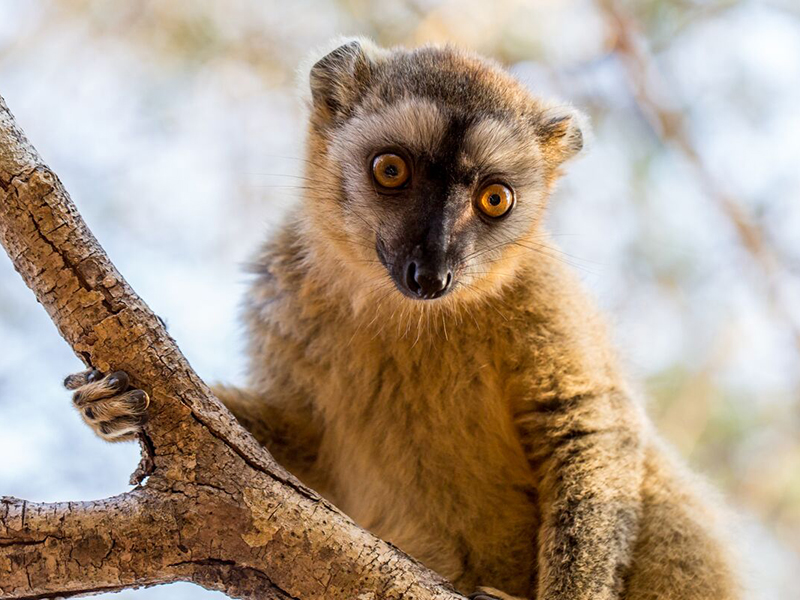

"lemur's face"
[306,41,583,305]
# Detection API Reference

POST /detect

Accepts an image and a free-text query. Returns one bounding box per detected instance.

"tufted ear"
[309,40,375,126]
[534,106,587,165]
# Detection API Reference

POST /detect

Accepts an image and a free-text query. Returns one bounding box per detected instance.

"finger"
[63,369,102,390]
[96,415,145,441]
[81,390,150,423]
[72,371,131,406]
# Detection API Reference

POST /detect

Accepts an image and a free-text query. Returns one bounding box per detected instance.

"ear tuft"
[309,39,376,126]
[535,106,589,164]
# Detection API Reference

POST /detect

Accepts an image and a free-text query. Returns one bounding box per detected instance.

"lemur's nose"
[405,260,452,300]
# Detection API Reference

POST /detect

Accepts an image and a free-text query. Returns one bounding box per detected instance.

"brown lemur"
[64,40,740,600]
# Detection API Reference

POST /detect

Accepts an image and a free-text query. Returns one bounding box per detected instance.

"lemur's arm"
[211,383,323,477]
[64,372,324,482]
[515,389,645,600]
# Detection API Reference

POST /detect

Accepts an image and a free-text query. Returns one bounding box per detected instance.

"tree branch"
[1,493,192,598]
[0,93,464,600]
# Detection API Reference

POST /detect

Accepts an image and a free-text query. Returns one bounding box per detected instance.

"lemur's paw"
[64,369,149,442]
[468,588,525,600]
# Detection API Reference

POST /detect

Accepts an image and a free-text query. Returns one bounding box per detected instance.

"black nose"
[405,261,453,299]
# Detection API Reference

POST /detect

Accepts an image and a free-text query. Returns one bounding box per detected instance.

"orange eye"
[476,183,514,218]
[372,153,410,188]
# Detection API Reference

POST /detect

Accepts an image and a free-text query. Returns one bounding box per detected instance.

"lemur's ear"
[310,40,375,125]
[535,106,588,165]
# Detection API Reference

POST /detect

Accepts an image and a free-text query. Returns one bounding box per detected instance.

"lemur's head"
[303,39,585,307]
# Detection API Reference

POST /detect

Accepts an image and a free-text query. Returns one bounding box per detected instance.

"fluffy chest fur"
[245,235,544,594]
[314,324,539,591]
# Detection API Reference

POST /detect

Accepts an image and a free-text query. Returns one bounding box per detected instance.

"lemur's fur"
[66,40,740,600]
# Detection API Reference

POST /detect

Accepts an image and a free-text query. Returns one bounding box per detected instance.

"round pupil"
[384,164,399,178]
[488,193,502,206]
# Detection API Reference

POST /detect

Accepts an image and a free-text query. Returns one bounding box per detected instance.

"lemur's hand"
[64,369,149,442]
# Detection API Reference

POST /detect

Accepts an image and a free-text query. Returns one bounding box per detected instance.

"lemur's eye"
[372,153,410,188]
[476,183,514,218]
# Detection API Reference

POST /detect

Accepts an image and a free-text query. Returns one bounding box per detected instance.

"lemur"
[64,40,740,600]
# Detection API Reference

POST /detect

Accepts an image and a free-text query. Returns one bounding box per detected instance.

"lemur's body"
[65,41,740,599]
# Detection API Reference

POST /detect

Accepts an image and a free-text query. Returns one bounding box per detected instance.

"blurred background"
[1,0,798,598]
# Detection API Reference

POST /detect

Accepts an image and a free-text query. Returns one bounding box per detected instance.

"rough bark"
[0,94,464,600]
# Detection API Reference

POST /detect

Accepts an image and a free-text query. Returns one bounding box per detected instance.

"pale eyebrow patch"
[334,98,448,158]
[462,117,541,178]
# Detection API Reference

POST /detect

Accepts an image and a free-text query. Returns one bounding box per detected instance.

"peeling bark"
[0,94,464,600]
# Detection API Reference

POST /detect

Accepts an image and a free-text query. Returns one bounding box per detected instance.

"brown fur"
[66,41,740,599]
